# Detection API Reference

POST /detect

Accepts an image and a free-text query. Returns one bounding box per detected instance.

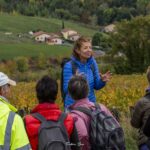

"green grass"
[121,117,138,150]
[0,13,98,59]
[0,13,97,37]
[0,43,72,60]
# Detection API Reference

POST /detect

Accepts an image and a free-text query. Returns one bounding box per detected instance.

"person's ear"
[75,48,80,55]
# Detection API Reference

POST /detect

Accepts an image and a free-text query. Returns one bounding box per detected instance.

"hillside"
[0,13,97,37]
[0,13,97,59]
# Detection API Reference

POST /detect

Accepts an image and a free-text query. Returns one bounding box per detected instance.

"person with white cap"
[0,72,31,150]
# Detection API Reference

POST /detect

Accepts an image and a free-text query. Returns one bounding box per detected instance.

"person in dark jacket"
[63,36,111,109]
[24,75,80,150]
[131,66,150,150]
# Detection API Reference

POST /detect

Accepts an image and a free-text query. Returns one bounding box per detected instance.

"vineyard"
[10,74,147,113]
[9,74,147,150]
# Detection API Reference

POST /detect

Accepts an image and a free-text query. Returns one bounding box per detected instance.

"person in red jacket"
[24,75,80,150]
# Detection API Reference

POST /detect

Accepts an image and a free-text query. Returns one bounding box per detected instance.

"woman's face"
[77,41,92,61]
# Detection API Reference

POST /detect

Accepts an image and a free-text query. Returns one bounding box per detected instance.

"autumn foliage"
[10,75,147,114]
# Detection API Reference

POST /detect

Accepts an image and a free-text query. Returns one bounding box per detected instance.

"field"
[9,74,147,150]
[0,43,72,59]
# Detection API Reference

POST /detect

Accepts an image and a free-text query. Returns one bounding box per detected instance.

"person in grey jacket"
[131,66,150,150]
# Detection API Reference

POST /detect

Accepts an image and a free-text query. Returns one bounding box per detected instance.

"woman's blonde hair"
[147,66,150,84]
[72,36,92,59]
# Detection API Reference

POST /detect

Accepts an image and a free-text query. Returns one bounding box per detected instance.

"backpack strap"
[31,113,46,123]
[57,113,71,144]
[61,59,77,101]
[61,58,71,101]
[4,111,15,150]
[89,63,96,85]
[90,63,95,74]
[70,122,82,148]
[95,103,101,110]
[73,107,92,117]
[71,60,77,75]
[58,112,67,123]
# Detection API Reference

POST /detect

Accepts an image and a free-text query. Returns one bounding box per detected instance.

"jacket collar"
[31,103,60,113]
[0,96,17,112]
[71,56,93,67]
[0,96,8,102]
[70,98,93,109]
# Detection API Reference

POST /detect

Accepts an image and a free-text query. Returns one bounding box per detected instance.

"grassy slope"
[0,13,97,36]
[0,43,72,59]
[0,13,97,59]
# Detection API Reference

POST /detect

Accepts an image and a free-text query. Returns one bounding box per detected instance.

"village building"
[68,33,80,42]
[103,24,116,33]
[33,31,51,42]
[46,36,63,45]
[61,28,78,39]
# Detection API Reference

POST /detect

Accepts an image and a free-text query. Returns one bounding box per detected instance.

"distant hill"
[0,13,97,37]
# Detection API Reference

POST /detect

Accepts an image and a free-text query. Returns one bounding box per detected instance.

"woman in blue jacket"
[63,36,111,109]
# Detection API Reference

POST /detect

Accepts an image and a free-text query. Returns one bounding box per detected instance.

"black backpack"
[61,58,77,101]
[60,58,95,101]
[73,103,125,150]
[32,112,71,150]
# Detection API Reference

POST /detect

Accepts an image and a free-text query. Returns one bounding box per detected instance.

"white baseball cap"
[0,72,16,87]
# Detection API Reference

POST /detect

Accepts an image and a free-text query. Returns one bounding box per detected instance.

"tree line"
[92,15,150,74]
[0,0,150,25]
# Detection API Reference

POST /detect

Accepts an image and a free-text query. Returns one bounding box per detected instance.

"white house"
[68,33,80,42]
[104,24,116,33]
[61,29,78,39]
[46,37,63,45]
[33,31,51,42]
[49,33,61,38]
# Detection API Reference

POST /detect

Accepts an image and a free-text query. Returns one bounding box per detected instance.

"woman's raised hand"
[100,71,112,82]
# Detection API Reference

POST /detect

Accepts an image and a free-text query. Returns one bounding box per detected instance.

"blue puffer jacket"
[63,56,106,108]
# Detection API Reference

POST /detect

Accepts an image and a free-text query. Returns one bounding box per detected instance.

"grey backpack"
[32,112,71,150]
[74,103,125,150]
